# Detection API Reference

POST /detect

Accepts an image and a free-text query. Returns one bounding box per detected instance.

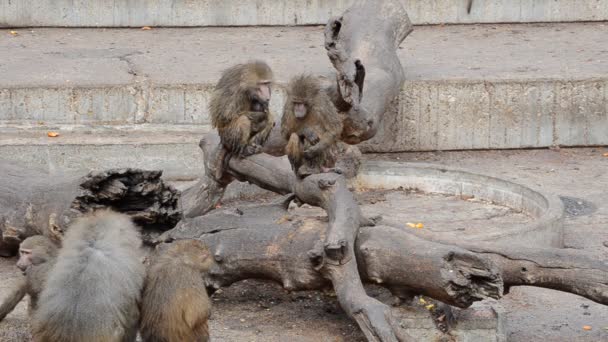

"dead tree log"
[324,0,413,144]
[159,202,608,308]
[0,160,180,256]
[181,133,412,341]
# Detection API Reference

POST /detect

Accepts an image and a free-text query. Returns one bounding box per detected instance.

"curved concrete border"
[354,161,564,248]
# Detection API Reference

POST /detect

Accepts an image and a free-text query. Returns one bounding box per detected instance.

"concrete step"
[2,0,607,27]
[1,23,607,152]
[0,125,207,180]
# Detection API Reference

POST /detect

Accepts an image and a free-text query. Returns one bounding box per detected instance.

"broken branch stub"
[325,0,413,144]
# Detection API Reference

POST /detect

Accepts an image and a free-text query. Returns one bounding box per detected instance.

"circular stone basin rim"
[354,161,564,248]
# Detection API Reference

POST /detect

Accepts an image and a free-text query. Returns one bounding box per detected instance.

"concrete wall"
[2,0,607,27]
[3,79,607,151]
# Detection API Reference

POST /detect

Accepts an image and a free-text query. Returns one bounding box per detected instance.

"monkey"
[281,74,344,178]
[140,239,214,342]
[0,235,58,322]
[210,60,275,159]
[31,210,145,342]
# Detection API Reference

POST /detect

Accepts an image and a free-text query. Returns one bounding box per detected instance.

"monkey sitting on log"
[0,236,58,322]
[281,74,344,178]
[140,239,214,342]
[210,60,275,159]
[32,210,145,342]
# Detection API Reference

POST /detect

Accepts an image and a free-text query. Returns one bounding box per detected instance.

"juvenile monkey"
[140,239,214,342]
[281,74,343,178]
[0,236,58,322]
[32,210,145,342]
[210,60,275,158]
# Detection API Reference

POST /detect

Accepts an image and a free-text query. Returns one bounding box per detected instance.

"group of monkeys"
[211,60,343,178]
[0,210,213,341]
[0,60,344,341]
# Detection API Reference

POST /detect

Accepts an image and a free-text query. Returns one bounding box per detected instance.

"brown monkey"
[0,236,58,322]
[281,74,343,178]
[140,239,214,342]
[210,60,275,158]
[32,210,145,342]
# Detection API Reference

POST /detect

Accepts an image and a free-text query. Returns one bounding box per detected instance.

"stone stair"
[1,2,607,179]
[2,0,607,27]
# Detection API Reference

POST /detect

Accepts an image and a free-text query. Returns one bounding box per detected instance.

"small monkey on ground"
[281,74,344,178]
[32,210,145,342]
[140,239,214,342]
[0,236,58,322]
[210,60,275,159]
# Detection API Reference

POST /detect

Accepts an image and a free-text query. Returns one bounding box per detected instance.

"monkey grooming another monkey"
[140,239,214,342]
[210,60,275,159]
[0,236,58,322]
[32,210,145,342]
[281,74,344,178]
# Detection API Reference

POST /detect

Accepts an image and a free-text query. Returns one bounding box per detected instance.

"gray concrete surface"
[355,161,564,247]
[1,148,606,341]
[367,148,608,342]
[0,125,206,179]
[1,0,607,27]
[1,23,607,153]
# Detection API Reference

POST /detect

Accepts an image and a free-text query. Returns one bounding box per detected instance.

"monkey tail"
[0,278,26,322]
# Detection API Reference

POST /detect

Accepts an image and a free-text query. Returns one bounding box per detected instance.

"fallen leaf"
[47,132,60,137]
[583,325,592,331]
[9,30,18,36]
[406,222,416,228]
[418,297,427,305]
[416,223,424,229]
[425,304,435,310]
[141,26,152,30]
[275,215,291,224]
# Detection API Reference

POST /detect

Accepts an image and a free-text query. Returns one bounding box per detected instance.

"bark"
[324,0,413,144]
[158,203,608,308]
[0,160,180,256]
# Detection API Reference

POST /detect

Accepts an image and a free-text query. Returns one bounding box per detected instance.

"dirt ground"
[0,148,607,341]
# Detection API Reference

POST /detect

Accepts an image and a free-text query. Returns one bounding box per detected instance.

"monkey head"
[243,61,273,112]
[287,75,322,119]
[165,239,214,272]
[16,236,58,273]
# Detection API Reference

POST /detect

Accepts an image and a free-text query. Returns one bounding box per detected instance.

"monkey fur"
[140,239,214,342]
[32,210,145,342]
[281,74,343,178]
[0,236,58,322]
[210,60,275,158]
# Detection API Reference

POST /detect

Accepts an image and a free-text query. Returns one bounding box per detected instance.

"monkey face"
[256,80,272,103]
[293,101,308,119]
[16,248,32,272]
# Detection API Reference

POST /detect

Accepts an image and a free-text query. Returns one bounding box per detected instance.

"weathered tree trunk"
[324,0,413,144]
[158,202,608,308]
[0,160,180,256]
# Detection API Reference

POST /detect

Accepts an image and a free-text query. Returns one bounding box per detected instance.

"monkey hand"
[241,143,263,157]
[301,128,320,145]
[302,146,321,159]
[246,111,268,124]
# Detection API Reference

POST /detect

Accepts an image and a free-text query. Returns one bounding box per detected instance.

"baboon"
[210,60,275,158]
[281,74,343,178]
[0,236,58,322]
[140,239,214,342]
[32,210,145,342]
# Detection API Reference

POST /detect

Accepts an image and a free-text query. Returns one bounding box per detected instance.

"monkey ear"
[49,223,64,239]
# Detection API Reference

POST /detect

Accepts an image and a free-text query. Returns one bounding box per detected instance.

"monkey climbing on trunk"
[281,74,344,178]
